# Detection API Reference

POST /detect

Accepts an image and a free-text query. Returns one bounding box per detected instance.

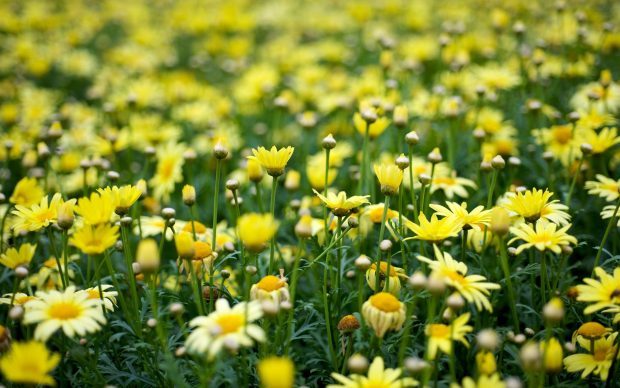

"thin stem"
[0,205,11,252]
[499,238,520,333]
[323,148,331,246]
[186,258,204,316]
[375,196,391,293]
[398,294,416,366]
[593,196,620,274]
[103,250,136,335]
[47,228,66,290]
[284,239,306,354]
[408,147,418,223]
[565,156,584,205]
[209,159,222,313]
[359,127,370,195]
[121,225,141,327]
[268,176,279,273]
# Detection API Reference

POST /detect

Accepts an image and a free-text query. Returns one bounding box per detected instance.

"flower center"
[369,292,401,312]
[49,301,81,320]
[577,322,607,339]
[214,313,244,334]
[257,275,285,292]
[87,289,101,299]
[429,323,450,338]
[552,125,572,144]
[593,347,609,362]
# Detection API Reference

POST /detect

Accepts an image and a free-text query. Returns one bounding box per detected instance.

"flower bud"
[491,155,506,169]
[337,315,360,333]
[408,272,427,290]
[182,185,196,206]
[354,255,372,271]
[396,154,410,170]
[322,134,337,150]
[226,179,240,191]
[169,302,185,316]
[175,233,195,260]
[427,148,443,164]
[404,357,429,373]
[136,238,160,273]
[490,207,510,237]
[57,201,75,230]
[393,106,408,128]
[213,143,229,160]
[477,329,500,351]
[405,131,419,145]
[347,354,369,374]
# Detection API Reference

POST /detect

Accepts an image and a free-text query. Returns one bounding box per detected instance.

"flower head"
[98,185,142,215]
[328,356,417,388]
[586,175,620,202]
[75,191,115,225]
[361,292,406,338]
[404,213,462,243]
[0,243,36,269]
[247,146,294,176]
[23,286,107,341]
[70,224,119,255]
[313,190,369,216]
[258,356,294,388]
[250,275,290,305]
[237,213,279,252]
[365,262,407,295]
[576,267,620,315]
[9,177,44,207]
[185,298,265,359]
[0,341,60,386]
[508,220,577,255]
[12,193,75,233]
[564,332,619,381]
[426,313,473,359]
[374,163,403,196]
[418,245,500,312]
[429,202,491,231]
[501,188,570,225]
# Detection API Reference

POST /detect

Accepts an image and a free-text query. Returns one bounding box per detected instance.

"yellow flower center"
[35,209,55,223]
[87,289,101,299]
[446,270,466,285]
[374,262,398,277]
[433,177,456,186]
[183,221,207,234]
[369,292,401,312]
[49,301,81,320]
[593,347,610,362]
[428,323,450,338]
[577,322,607,339]
[257,275,285,291]
[214,313,244,334]
[363,380,391,388]
[552,125,572,144]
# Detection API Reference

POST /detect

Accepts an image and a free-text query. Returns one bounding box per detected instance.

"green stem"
[323,148,331,246]
[186,258,204,316]
[408,147,418,223]
[565,156,584,205]
[103,250,136,335]
[499,239,520,333]
[284,239,305,354]
[375,196,391,293]
[0,205,11,252]
[359,127,370,195]
[121,225,141,328]
[47,228,66,289]
[593,196,620,274]
[398,294,416,366]
[540,251,547,306]
[268,176,279,273]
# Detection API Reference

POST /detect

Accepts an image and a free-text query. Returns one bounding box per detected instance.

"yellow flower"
[577,127,620,154]
[576,267,620,315]
[98,185,142,215]
[328,356,417,387]
[426,313,473,359]
[23,286,106,341]
[313,189,369,217]
[365,262,407,295]
[0,341,60,386]
[404,213,462,243]
[508,220,577,255]
[307,162,337,191]
[247,146,294,176]
[9,177,44,207]
[74,191,115,225]
[12,194,75,233]
[476,351,497,375]
[237,213,279,252]
[353,113,390,139]
[374,163,403,196]
[83,284,117,312]
[564,332,619,381]
[70,224,119,255]
[182,184,196,206]
[361,292,406,338]
[431,173,477,199]
[186,298,265,359]
[149,142,186,203]
[136,238,160,273]
[586,174,620,202]
[247,158,265,182]
[258,356,294,388]
[0,243,36,269]
[175,232,195,259]
[250,275,290,305]
[418,245,500,312]
[501,188,570,225]
[457,374,505,388]
[430,202,491,231]
[541,337,563,374]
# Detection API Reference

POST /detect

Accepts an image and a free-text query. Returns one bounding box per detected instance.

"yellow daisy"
[237,213,279,253]
[404,213,462,243]
[12,193,75,233]
[247,145,294,176]
[327,356,417,387]
[576,267,620,315]
[431,173,477,199]
[429,202,491,231]
[501,188,570,225]
[74,191,116,225]
[374,163,404,196]
[426,313,473,359]
[9,177,44,207]
[313,189,370,217]
[70,224,119,255]
[361,292,406,338]
[418,245,500,312]
[97,185,142,215]
[365,261,408,295]
[564,332,619,381]
[0,243,36,269]
[23,286,106,341]
[185,298,265,359]
[509,220,577,255]
[0,341,60,386]
[586,175,620,202]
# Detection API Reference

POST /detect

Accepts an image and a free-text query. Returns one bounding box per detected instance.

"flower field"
[2,0,620,386]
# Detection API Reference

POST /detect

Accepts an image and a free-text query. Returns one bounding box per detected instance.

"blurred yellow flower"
[0,341,60,386]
